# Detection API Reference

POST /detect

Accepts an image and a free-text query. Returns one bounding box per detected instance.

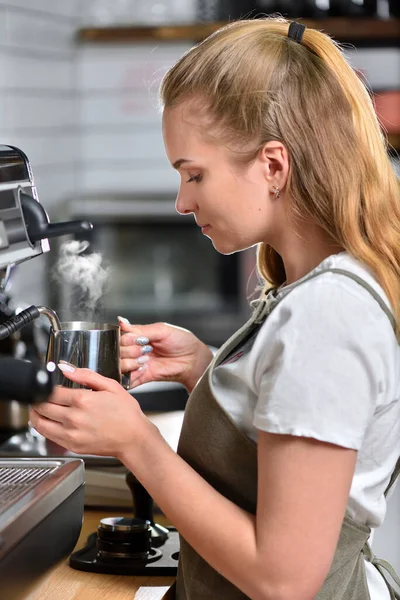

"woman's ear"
[258,141,289,190]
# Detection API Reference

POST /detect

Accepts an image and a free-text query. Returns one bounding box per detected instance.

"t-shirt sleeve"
[253,279,385,450]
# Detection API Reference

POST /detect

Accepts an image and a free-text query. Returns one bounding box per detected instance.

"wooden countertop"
[22,509,175,600]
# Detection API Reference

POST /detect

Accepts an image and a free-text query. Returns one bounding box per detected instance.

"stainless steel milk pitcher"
[0,305,127,389]
[46,321,122,388]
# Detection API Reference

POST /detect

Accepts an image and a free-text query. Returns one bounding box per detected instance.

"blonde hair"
[160,17,400,335]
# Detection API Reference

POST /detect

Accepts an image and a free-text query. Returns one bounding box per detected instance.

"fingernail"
[136,336,149,346]
[131,364,148,383]
[58,362,76,373]
[118,316,130,324]
[141,345,153,354]
[137,355,150,365]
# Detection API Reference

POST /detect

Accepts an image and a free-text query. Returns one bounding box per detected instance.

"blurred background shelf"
[389,134,400,150]
[77,18,400,45]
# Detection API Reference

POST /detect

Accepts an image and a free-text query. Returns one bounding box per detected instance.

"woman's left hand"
[29,365,152,459]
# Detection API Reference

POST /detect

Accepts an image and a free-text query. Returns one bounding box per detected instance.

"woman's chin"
[210,238,241,255]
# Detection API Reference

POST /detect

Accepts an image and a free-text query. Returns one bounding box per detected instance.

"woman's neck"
[278,226,344,286]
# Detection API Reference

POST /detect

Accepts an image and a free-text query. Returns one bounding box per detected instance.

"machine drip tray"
[70,527,179,575]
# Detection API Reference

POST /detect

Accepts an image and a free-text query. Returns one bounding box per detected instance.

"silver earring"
[272,186,281,199]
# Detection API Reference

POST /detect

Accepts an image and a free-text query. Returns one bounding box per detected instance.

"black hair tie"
[288,22,306,44]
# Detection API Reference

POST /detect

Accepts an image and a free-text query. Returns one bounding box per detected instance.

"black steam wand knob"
[0,305,40,340]
[0,356,55,403]
[20,192,93,243]
[125,471,169,547]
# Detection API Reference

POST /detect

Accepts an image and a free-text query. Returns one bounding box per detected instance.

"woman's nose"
[175,188,196,215]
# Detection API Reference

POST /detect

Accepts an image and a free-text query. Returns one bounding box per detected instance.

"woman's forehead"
[163,103,212,150]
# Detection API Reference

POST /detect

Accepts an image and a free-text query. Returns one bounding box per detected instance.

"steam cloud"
[53,240,110,319]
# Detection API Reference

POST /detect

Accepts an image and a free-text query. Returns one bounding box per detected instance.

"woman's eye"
[186,174,202,183]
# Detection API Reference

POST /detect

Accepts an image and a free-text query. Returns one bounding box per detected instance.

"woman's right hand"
[118,317,214,393]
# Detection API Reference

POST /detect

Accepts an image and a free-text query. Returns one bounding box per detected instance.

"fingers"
[122,363,148,386]
[121,356,149,373]
[117,318,167,345]
[29,408,69,447]
[120,338,153,358]
[129,365,149,388]
[57,364,121,392]
[44,385,74,407]
[120,331,150,347]
[119,320,153,377]
[32,400,67,423]
[120,341,152,360]
[120,339,153,360]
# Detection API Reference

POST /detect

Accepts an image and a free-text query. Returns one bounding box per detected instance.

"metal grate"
[0,466,57,512]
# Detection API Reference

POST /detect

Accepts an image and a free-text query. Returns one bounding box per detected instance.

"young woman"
[30,18,400,600]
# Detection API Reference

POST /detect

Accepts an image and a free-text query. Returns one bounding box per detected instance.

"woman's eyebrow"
[173,158,194,169]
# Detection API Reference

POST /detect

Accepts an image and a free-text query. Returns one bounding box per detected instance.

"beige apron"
[175,268,400,599]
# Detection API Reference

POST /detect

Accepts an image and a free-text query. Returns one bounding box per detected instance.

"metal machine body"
[0,144,92,272]
[0,145,179,585]
[0,458,85,600]
[0,145,49,269]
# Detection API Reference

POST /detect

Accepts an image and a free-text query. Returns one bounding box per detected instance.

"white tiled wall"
[77,42,191,196]
[1,0,81,18]
[344,47,400,90]
[0,0,80,305]
[80,0,197,26]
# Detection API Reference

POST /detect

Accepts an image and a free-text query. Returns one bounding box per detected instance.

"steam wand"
[0,305,61,340]
[20,192,93,243]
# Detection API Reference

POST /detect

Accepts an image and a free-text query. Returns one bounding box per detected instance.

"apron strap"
[253,266,397,330]
[327,268,396,332]
[385,456,400,497]
[363,542,400,599]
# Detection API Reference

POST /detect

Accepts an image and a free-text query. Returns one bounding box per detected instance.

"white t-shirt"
[211,252,400,600]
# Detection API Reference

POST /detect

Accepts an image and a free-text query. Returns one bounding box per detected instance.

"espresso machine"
[0,145,179,590]
[0,144,105,462]
[0,144,89,599]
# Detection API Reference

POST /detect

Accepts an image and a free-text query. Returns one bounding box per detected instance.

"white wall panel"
[0,0,79,304]
[80,0,197,26]
[82,130,166,161]
[0,95,7,131]
[372,482,400,573]
[79,164,179,195]
[345,47,400,90]
[0,53,75,90]
[3,93,77,130]
[77,43,191,193]
[78,43,191,91]
[0,0,81,19]
[0,6,6,44]
[3,9,76,54]
[80,92,162,127]
[2,133,77,168]
[34,165,77,213]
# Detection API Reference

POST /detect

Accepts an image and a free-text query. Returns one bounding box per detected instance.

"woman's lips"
[201,225,210,233]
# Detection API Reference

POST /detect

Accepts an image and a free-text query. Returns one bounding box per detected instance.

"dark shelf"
[77,18,400,44]
[388,134,400,151]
